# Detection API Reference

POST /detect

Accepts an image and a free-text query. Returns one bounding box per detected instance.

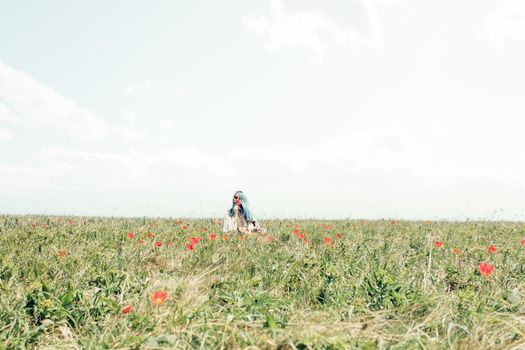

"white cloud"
[0,101,19,122]
[0,60,108,140]
[0,127,13,141]
[159,119,175,130]
[243,0,383,58]
[483,0,525,47]
[123,81,152,95]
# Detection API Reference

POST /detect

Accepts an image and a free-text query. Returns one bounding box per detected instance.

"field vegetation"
[1,216,525,349]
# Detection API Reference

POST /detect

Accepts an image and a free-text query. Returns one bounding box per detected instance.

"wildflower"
[178,218,183,224]
[521,239,525,246]
[122,304,132,314]
[57,250,66,257]
[168,242,174,247]
[293,229,299,236]
[478,262,494,276]
[155,241,162,248]
[31,224,35,229]
[209,233,217,240]
[127,232,135,239]
[146,232,153,238]
[268,236,273,242]
[139,239,144,244]
[151,290,167,305]
[323,225,329,230]
[434,241,443,248]
[182,225,188,230]
[67,219,74,225]
[186,244,194,251]
[298,234,304,240]
[488,244,497,253]
[452,248,461,255]
[239,235,245,240]
[222,235,228,241]
[324,237,333,246]
[42,224,48,229]
[336,233,342,239]
[391,220,396,225]
[190,237,199,245]
[203,228,208,232]
[330,225,334,230]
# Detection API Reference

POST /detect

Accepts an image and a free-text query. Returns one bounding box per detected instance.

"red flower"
[57,250,66,257]
[239,235,245,240]
[186,244,194,251]
[178,218,183,224]
[122,304,132,314]
[330,225,334,230]
[478,262,494,276]
[139,239,144,244]
[452,248,461,255]
[42,224,47,229]
[190,237,199,245]
[151,290,167,305]
[155,241,162,248]
[209,234,217,240]
[127,232,135,239]
[298,234,304,240]
[31,224,35,229]
[488,244,497,253]
[391,220,396,225]
[324,237,333,246]
[268,236,273,242]
[203,228,208,232]
[434,241,443,248]
[323,225,329,230]
[521,239,525,246]
[336,233,342,239]
[293,229,299,236]
[146,232,153,238]
[222,235,228,241]
[168,242,174,247]
[67,219,74,225]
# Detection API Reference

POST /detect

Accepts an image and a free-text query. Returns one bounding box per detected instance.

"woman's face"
[233,193,241,206]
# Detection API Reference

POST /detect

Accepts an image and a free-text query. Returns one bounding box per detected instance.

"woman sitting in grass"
[222,190,264,234]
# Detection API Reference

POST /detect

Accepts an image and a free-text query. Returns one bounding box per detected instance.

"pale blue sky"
[1,0,524,220]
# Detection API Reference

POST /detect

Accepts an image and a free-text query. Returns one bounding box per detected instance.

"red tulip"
[324,237,333,245]
[178,218,183,224]
[434,241,443,248]
[452,248,461,255]
[127,232,135,239]
[203,228,208,232]
[151,290,167,305]
[67,219,74,225]
[168,242,174,247]
[336,233,342,239]
[146,232,153,238]
[155,241,162,248]
[293,229,299,236]
[478,262,494,276]
[391,220,396,225]
[268,236,273,242]
[139,239,144,244]
[186,244,194,251]
[488,245,497,253]
[209,234,217,240]
[182,225,188,230]
[521,239,525,246]
[122,304,132,314]
[298,234,304,240]
[31,224,35,229]
[323,225,329,230]
[222,235,228,241]
[57,250,66,257]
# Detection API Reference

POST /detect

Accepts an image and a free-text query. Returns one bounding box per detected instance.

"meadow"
[1,215,525,349]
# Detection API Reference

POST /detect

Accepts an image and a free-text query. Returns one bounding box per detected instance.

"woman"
[222,190,264,234]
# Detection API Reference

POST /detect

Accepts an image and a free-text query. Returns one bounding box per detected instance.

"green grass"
[1,215,525,349]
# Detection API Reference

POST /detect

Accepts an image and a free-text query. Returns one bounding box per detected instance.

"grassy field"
[1,216,525,349]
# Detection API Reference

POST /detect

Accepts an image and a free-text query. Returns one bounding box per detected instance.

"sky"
[1,0,524,221]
